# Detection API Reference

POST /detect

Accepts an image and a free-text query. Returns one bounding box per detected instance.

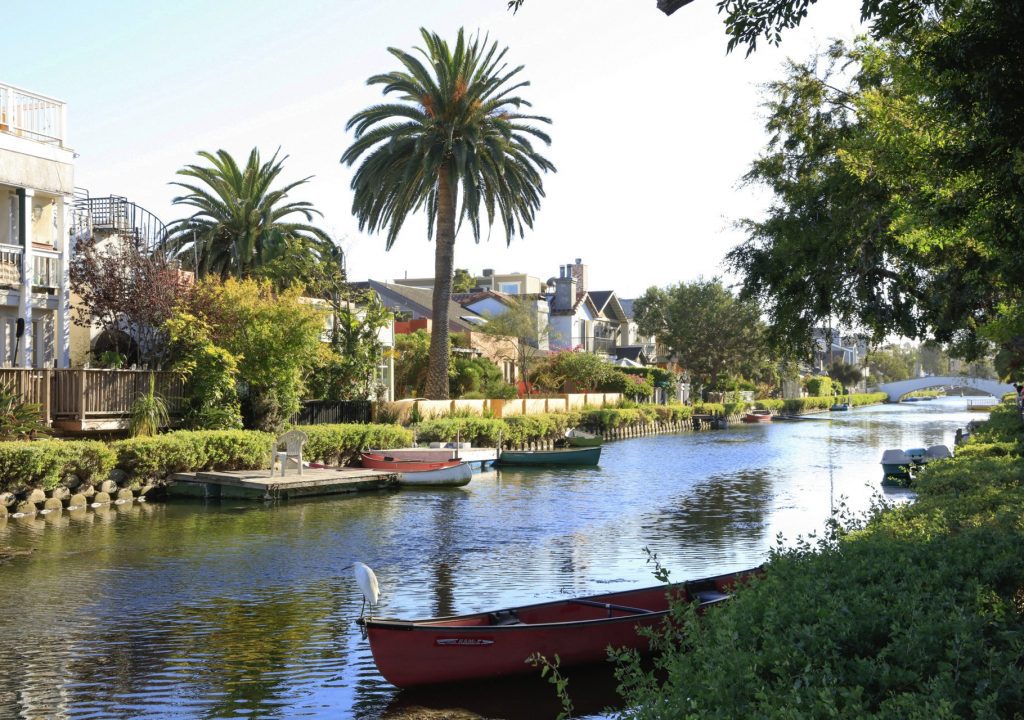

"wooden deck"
[168,467,399,500]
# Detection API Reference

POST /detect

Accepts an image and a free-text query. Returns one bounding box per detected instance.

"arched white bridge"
[875,376,1014,402]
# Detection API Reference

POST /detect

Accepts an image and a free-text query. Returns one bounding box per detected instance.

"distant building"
[547,259,654,360]
[396,268,549,296]
[811,327,868,370]
[0,81,74,367]
[355,279,516,384]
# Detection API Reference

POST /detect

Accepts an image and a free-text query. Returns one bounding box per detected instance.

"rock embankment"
[0,470,160,519]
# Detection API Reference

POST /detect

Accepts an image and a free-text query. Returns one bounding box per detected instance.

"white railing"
[0,244,21,288]
[33,252,59,290]
[0,245,60,290]
[0,82,66,146]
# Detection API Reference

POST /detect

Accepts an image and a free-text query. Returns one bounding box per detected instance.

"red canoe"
[358,566,760,688]
[359,452,463,472]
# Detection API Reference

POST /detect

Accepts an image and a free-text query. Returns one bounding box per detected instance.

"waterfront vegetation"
[755,392,889,414]
[0,424,411,494]
[0,393,896,496]
[614,402,1024,718]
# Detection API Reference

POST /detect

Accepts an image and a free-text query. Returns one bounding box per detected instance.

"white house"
[0,81,74,368]
[547,259,637,358]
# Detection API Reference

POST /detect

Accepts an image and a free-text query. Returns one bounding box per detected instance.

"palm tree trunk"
[425,166,457,399]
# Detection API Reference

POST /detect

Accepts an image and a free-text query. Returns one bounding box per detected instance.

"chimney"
[553,273,577,311]
[570,258,587,295]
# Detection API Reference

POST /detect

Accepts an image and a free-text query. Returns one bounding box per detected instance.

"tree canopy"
[70,235,193,369]
[175,278,325,431]
[729,3,1024,377]
[634,279,768,394]
[165,148,335,284]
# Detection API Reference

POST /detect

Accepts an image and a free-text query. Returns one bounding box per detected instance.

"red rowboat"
[741,410,772,423]
[359,452,462,472]
[358,566,760,688]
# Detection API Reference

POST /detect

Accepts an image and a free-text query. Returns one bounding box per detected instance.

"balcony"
[0,244,59,292]
[581,335,615,355]
[0,82,67,147]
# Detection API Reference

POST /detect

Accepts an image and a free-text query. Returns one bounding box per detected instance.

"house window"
[499,282,521,294]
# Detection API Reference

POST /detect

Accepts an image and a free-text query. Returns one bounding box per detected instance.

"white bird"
[346,562,380,618]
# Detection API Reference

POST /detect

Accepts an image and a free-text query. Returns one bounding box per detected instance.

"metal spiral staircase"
[71,190,169,252]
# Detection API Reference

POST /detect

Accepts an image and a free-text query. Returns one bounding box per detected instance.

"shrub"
[755,398,785,412]
[692,402,726,416]
[129,373,170,437]
[415,417,508,446]
[301,423,413,465]
[0,440,117,493]
[805,375,834,397]
[416,413,581,445]
[723,401,746,416]
[616,400,1024,717]
[114,430,273,481]
[850,392,889,406]
[0,384,50,440]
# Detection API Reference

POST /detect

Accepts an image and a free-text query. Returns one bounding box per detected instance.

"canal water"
[0,398,986,719]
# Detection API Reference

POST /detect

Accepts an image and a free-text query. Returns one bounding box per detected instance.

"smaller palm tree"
[165,148,333,280]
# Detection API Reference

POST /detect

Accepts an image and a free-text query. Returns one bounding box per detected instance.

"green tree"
[165,312,244,430]
[729,7,1024,375]
[342,28,555,400]
[306,292,392,401]
[634,279,768,396]
[393,330,435,398]
[541,350,617,393]
[452,268,476,293]
[827,360,863,393]
[715,0,942,55]
[918,341,950,377]
[478,297,550,394]
[166,148,333,281]
[181,278,325,431]
[866,346,914,383]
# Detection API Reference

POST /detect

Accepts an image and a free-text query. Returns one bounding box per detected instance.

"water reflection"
[0,398,978,719]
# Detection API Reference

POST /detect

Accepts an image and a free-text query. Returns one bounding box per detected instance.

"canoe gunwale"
[361,567,758,632]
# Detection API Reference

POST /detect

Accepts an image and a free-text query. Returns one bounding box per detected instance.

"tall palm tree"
[166,148,333,280]
[342,28,554,399]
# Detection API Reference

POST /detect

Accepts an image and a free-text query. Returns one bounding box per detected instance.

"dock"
[168,467,399,500]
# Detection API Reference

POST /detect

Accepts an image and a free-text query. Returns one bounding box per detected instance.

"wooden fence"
[293,400,372,425]
[0,369,184,425]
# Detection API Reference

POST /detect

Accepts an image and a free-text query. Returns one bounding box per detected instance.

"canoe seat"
[694,590,729,604]
[488,610,522,626]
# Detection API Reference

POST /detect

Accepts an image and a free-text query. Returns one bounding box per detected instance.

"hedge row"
[619,402,1024,717]
[0,440,116,492]
[416,406,701,443]
[115,430,274,481]
[415,413,579,445]
[0,424,414,492]
[302,423,413,463]
[757,392,890,414]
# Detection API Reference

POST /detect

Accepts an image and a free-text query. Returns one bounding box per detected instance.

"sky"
[3,0,865,298]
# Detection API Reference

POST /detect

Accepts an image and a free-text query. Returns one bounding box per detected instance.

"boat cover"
[880,449,914,465]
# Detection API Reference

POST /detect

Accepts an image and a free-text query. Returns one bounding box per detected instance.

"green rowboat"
[497,446,602,466]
